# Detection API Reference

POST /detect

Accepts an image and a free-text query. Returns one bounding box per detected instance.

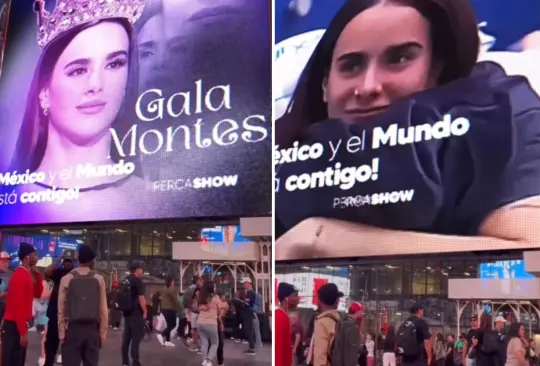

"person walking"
[58,245,108,366]
[157,276,181,347]
[197,281,221,366]
[241,277,256,355]
[120,261,147,366]
[1,243,42,366]
[44,253,74,366]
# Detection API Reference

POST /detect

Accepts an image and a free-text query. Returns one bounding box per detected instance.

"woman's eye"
[107,58,128,69]
[339,60,365,75]
[386,52,415,66]
[140,50,154,59]
[67,67,87,77]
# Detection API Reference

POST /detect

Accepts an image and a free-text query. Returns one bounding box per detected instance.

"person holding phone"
[43,251,75,366]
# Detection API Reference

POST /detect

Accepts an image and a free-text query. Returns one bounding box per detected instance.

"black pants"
[403,358,428,366]
[233,315,244,340]
[122,315,144,366]
[1,320,26,366]
[242,312,255,350]
[61,322,100,366]
[186,319,193,338]
[44,316,60,366]
[161,309,176,342]
[217,325,224,365]
[177,317,188,339]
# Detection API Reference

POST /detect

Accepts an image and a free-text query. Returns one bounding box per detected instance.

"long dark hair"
[10,18,140,174]
[386,326,396,345]
[198,280,215,306]
[480,313,493,331]
[508,322,523,339]
[276,0,480,148]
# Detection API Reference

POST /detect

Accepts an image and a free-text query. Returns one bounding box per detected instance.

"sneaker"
[243,349,256,356]
[234,339,241,343]
[157,334,165,346]
[189,347,198,352]
[197,349,202,355]
[56,354,62,364]
[242,340,248,344]
[38,357,45,366]
[164,341,175,347]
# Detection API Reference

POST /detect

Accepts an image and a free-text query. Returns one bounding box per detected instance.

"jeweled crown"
[34,0,146,48]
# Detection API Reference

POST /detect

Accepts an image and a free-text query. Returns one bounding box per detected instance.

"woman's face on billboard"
[40,21,129,144]
[323,4,437,124]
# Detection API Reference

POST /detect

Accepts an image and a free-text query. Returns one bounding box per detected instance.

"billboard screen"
[479,260,535,280]
[275,270,350,311]
[274,0,540,260]
[0,0,271,226]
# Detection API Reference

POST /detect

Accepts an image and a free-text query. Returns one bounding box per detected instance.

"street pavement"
[25,328,272,366]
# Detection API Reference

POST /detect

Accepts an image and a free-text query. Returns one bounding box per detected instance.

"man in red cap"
[348,302,364,326]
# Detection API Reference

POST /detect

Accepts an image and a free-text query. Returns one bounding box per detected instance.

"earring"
[354,88,360,97]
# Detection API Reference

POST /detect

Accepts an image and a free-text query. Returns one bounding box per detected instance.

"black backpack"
[66,271,100,323]
[321,312,361,366]
[114,277,134,312]
[396,317,421,358]
[481,331,499,354]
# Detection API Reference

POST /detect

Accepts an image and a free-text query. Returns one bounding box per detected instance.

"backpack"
[66,271,100,322]
[481,331,499,354]
[321,312,361,366]
[396,317,421,358]
[114,277,135,313]
[253,292,263,313]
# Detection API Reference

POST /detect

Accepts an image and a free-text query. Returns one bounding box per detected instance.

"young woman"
[4,3,146,226]
[157,277,181,347]
[36,279,51,366]
[476,314,501,366]
[366,332,375,366]
[506,323,528,366]
[446,334,456,366]
[197,281,221,366]
[382,326,396,366]
[435,333,446,366]
[275,0,540,260]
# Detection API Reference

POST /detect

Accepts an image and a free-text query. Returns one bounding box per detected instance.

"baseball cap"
[494,315,507,323]
[317,283,344,306]
[0,252,10,260]
[277,282,298,302]
[348,302,363,314]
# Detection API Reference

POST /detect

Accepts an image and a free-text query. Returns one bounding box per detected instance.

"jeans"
[44,316,60,366]
[1,320,26,366]
[253,313,262,347]
[161,309,177,342]
[242,311,255,350]
[233,315,244,341]
[122,315,145,366]
[61,322,100,366]
[198,323,219,361]
[383,352,396,366]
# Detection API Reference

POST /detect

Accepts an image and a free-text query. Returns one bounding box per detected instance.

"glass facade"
[276,251,538,333]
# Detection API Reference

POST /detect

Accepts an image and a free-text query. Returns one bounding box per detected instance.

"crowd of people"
[275,281,538,366]
[0,242,267,366]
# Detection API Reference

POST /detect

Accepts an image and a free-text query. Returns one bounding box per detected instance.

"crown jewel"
[35,0,146,48]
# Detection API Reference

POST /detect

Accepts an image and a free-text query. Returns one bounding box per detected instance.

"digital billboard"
[0,0,271,226]
[0,0,10,79]
[479,260,535,280]
[275,270,350,311]
[274,0,540,260]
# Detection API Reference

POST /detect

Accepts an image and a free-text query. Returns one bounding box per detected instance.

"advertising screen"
[275,270,350,311]
[479,260,535,280]
[201,225,250,243]
[274,0,540,261]
[0,0,10,79]
[0,0,271,226]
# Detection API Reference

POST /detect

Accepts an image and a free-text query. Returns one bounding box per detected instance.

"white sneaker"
[38,357,45,366]
[157,334,165,346]
[56,354,62,364]
[164,341,175,347]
